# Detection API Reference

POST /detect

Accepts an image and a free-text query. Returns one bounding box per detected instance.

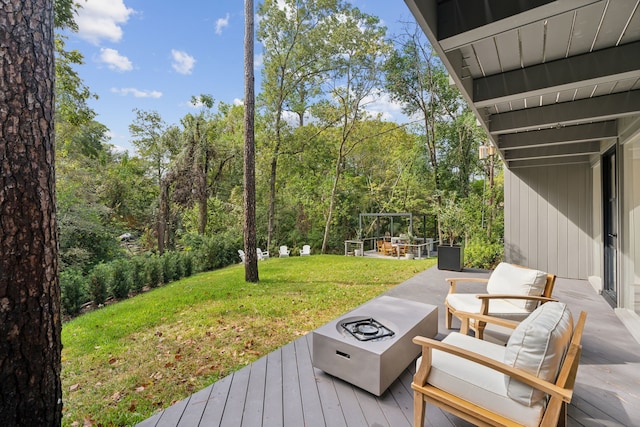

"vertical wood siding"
[504,164,592,279]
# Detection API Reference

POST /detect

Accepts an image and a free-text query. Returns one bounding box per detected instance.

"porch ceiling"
[403,0,640,168]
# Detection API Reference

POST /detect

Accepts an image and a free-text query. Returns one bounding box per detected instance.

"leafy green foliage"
[110,260,131,299]
[88,264,110,306]
[60,268,87,316]
[147,256,162,289]
[465,237,504,269]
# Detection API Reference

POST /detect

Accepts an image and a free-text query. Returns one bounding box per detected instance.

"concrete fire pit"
[312,296,438,396]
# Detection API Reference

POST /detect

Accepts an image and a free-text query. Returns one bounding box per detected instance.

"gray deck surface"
[137,266,640,426]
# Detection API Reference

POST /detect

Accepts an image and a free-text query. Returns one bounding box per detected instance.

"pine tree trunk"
[0,1,62,424]
[244,0,259,282]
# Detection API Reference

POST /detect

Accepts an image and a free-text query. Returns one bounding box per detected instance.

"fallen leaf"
[108,358,117,365]
[135,386,145,392]
[69,383,80,392]
[110,391,122,400]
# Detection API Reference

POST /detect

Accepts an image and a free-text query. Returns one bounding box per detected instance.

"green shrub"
[88,263,110,305]
[187,233,241,272]
[110,260,131,299]
[161,252,176,284]
[130,257,147,293]
[181,252,194,277]
[464,237,503,269]
[60,268,88,316]
[147,256,162,288]
[170,252,184,281]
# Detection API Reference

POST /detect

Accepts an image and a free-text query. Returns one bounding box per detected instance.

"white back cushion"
[504,302,574,406]
[487,263,549,310]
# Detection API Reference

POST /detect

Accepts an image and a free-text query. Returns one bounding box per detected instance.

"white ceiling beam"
[508,155,592,169]
[504,141,600,160]
[490,90,640,134]
[498,121,617,150]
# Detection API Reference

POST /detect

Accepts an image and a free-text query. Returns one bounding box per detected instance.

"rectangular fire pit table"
[312,295,438,396]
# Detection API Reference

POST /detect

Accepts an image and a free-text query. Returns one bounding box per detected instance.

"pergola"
[359,212,413,238]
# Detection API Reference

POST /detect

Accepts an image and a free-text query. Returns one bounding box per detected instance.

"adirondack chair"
[445,262,557,339]
[413,302,587,427]
[238,249,245,263]
[279,245,290,257]
[257,248,269,260]
[300,245,311,256]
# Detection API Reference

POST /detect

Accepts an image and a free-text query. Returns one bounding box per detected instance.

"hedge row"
[61,235,242,317]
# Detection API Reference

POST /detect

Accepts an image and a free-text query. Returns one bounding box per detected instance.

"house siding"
[504,164,592,279]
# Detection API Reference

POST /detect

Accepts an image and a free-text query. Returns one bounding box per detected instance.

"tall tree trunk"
[244,0,258,282]
[321,153,343,253]
[0,1,62,424]
[266,115,281,250]
[158,178,169,255]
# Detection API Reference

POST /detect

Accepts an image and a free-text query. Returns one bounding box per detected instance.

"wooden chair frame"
[412,310,587,427]
[445,266,557,339]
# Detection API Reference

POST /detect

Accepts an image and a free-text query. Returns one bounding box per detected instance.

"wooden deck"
[137,266,640,427]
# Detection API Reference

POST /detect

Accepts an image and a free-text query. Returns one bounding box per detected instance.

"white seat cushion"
[417,332,545,427]
[504,302,573,406]
[487,263,548,310]
[446,293,532,321]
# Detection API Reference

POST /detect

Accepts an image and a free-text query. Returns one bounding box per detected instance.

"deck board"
[281,340,305,426]
[176,384,213,426]
[262,348,283,426]
[137,266,640,426]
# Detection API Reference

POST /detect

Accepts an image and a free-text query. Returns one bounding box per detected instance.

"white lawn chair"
[257,248,269,260]
[300,245,311,256]
[238,249,245,263]
[279,246,290,257]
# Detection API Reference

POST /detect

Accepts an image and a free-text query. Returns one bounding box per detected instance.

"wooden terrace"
[137,266,640,426]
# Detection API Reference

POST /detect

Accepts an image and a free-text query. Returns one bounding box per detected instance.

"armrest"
[454,311,520,330]
[475,294,558,302]
[412,336,572,402]
[476,294,558,315]
[446,277,489,294]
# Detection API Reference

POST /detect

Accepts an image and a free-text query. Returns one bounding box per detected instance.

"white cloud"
[111,87,162,98]
[254,53,264,68]
[215,13,230,35]
[233,98,243,106]
[362,90,406,122]
[98,48,132,71]
[171,50,196,75]
[75,0,134,45]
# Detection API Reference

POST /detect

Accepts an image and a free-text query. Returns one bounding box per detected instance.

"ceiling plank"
[498,121,617,149]
[436,0,602,51]
[489,90,640,134]
[474,41,640,107]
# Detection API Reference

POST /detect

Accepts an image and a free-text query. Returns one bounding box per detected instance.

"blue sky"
[65,0,418,152]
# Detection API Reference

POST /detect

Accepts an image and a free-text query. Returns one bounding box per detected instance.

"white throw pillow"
[487,263,549,310]
[504,302,573,406]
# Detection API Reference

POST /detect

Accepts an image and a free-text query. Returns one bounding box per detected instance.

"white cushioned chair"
[445,262,557,339]
[413,302,587,427]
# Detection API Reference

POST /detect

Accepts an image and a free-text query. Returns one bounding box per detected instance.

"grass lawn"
[61,255,436,426]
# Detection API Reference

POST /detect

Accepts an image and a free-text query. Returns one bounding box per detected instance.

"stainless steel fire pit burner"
[340,318,394,341]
